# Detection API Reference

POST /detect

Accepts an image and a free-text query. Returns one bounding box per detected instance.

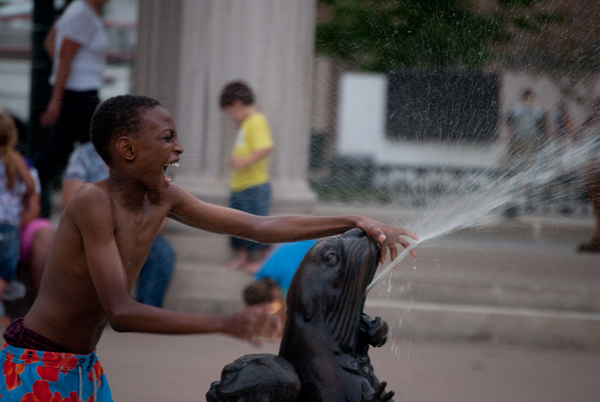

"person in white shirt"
[34,0,111,218]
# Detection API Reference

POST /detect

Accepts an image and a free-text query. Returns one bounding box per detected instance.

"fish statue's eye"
[324,251,339,266]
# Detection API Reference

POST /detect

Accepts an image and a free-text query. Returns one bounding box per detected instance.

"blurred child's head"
[0,109,18,190]
[244,278,281,306]
[219,81,255,124]
[220,81,254,108]
[244,278,285,324]
[521,87,534,103]
[90,95,161,164]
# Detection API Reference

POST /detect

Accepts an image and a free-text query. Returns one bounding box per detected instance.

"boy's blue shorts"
[0,343,113,401]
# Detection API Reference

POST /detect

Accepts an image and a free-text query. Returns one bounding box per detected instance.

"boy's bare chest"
[113,204,167,272]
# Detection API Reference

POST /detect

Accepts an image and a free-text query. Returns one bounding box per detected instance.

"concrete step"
[367,240,600,313]
[159,203,599,350]
[363,300,600,351]
[162,260,600,350]
[368,276,600,314]
[164,257,600,316]
[160,232,600,350]
[164,233,600,313]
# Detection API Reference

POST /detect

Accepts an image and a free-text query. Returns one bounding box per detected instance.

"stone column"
[134,0,317,213]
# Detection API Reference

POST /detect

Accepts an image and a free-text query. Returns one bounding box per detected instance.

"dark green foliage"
[316,0,509,71]
[498,0,541,6]
[535,12,567,25]
[512,16,540,32]
[316,0,569,72]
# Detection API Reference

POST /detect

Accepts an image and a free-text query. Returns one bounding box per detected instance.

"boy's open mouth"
[164,161,179,183]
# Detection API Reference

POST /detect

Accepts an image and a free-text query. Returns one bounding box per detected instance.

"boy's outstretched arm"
[74,187,279,342]
[168,185,418,263]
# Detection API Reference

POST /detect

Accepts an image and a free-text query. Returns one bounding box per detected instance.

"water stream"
[367,135,599,291]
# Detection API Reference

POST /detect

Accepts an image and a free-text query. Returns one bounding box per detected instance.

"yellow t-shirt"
[230,113,273,192]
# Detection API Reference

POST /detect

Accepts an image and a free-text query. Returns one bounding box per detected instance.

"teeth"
[165,162,179,168]
[166,177,172,182]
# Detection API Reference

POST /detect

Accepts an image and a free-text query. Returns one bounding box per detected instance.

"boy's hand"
[231,148,272,171]
[224,304,282,346]
[230,156,249,170]
[356,218,418,264]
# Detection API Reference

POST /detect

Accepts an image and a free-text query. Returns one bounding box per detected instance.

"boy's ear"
[115,136,136,161]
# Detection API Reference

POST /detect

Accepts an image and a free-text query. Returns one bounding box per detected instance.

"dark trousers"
[136,235,176,308]
[33,89,99,217]
[229,183,271,253]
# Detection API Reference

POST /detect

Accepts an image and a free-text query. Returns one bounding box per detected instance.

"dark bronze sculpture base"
[207,229,395,402]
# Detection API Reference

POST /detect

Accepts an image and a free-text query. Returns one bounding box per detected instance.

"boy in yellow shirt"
[220,81,274,272]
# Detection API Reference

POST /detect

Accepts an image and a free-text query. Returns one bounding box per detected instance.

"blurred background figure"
[34,0,111,218]
[14,114,54,302]
[503,87,545,216]
[220,81,274,273]
[2,113,54,320]
[0,109,35,326]
[578,97,600,253]
[505,87,545,169]
[62,141,176,307]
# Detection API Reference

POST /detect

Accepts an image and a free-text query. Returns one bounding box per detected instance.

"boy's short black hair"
[90,95,161,164]
[219,81,254,108]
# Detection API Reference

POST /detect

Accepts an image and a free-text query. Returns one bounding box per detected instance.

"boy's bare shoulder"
[70,181,111,202]
[65,182,114,222]
[165,182,201,204]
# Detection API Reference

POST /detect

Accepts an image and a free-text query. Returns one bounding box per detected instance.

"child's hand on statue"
[356,217,418,263]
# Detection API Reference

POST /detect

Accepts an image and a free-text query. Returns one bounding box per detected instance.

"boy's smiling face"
[132,106,183,192]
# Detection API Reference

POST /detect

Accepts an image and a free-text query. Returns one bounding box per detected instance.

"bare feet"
[578,238,600,253]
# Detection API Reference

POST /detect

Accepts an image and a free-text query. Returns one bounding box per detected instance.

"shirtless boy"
[0,95,417,401]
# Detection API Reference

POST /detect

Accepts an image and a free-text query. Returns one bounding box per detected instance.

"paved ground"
[97,329,600,402]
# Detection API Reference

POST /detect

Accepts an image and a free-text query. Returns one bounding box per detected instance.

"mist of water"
[366,134,599,291]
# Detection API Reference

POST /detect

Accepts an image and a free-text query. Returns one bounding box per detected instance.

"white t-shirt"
[50,0,108,91]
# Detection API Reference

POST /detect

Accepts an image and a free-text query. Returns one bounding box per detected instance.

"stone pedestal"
[134,0,317,213]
